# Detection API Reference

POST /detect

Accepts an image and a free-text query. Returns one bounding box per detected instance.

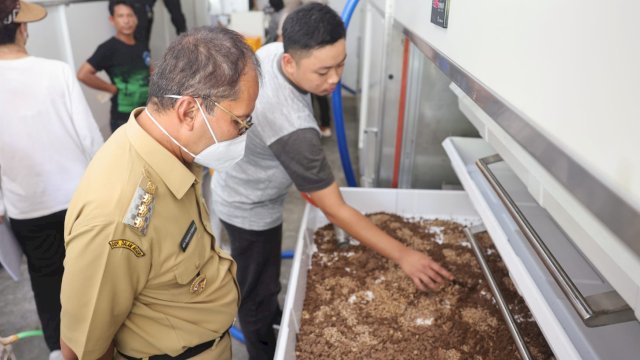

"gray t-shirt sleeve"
[269,128,335,193]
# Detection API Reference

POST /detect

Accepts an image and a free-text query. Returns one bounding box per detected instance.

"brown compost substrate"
[295,213,554,360]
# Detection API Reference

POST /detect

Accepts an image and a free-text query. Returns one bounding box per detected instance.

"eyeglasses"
[198,96,253,136]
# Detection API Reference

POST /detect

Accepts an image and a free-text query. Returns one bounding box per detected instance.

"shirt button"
[195,261,200,268]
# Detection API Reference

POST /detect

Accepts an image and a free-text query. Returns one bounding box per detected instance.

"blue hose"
[230,326,246,344]
[341,0,360,27]
[331,0,360,187]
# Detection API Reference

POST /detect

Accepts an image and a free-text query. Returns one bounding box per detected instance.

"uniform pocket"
[173,232,206,285]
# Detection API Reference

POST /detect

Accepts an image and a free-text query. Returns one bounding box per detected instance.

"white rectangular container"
[274,188,481,360]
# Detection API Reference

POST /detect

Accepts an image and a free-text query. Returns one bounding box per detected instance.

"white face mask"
[144,96,246,170]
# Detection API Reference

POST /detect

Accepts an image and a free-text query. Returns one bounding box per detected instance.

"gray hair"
[148,26,260,114]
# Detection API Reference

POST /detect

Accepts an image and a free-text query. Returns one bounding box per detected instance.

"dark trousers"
[269,0,284,12]
[9,210,67,351]
[132,0,186,46]
[221,220,282,360]
[128,0,153,46]
[163,0,187,34]
[312,94,331,128]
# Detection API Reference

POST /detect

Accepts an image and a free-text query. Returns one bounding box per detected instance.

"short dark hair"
[149,26,261,114]
[108,0,134,16]
[0,22,19,45]
[282,3,345,58]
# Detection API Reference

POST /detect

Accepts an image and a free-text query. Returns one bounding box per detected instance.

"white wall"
[28,2,114,138]
[371,0,640,208]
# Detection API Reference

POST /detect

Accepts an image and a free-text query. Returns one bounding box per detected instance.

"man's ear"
[174,97,199,131]
[281,53,297,75]
[108,15,115,27]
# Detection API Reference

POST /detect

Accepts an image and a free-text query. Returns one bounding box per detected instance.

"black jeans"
[162,0,187,35]
[9,210,67,351]
[132,0,186,46]
[221,220,282,360]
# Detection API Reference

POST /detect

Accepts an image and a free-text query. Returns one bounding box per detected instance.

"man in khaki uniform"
[60,27,259,360]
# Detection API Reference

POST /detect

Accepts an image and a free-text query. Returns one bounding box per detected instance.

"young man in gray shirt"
[211,4,454,359]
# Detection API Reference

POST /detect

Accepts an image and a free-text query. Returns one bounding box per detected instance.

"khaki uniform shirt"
[61,108,239,359]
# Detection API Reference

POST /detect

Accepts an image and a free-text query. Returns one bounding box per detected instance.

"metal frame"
[477,155,635,327]
[397,41,424,188]
[404,29,640,258]
[358,2,385,187]
[464,225,533,360]
[370,0,395,187]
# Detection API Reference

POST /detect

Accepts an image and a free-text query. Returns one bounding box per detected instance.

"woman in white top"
[0,2,103,359]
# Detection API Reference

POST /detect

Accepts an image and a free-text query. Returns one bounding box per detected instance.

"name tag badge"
[180,221,197,252]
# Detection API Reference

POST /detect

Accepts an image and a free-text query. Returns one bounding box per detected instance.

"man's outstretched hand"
[398,248,454,291]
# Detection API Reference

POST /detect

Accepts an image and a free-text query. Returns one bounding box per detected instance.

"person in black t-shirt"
[77,0,151,133]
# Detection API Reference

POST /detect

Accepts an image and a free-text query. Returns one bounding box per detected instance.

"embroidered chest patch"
[108,239,145,257]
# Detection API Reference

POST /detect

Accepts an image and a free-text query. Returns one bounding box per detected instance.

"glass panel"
[402,41,479,189]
